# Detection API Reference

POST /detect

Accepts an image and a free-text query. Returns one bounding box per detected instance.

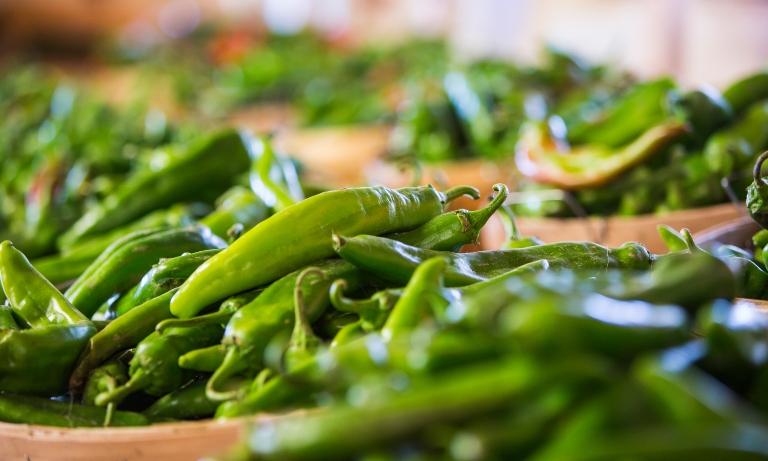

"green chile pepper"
[207,259,372,401]
[381,257,449,341]
[657,224,688,253]
[723,71,768,114]
[60,129,252,247]
[704,101,768,176]
[94,322,224,406]
[566,78,677,148]
[83,358,130,406]
[697,300,768,395]
[69,288,178,393]
[333,234,653,287]
[171,184,479,319]
[330,281,399,332]
[143,378,248,422]
[248,134,305,212]
[157,288,263,334]
[215,262,550,419]
[198,186,270,240]
[0,304,18,330]
[671,86,733,146]
[0,394,149,428]
[747,151,768,230]
[223,356,608,460]
[178,344,228,372]
[65,225,226,318]
[385,183,509,252]
[123,248,223,315]
[0,241,97,395]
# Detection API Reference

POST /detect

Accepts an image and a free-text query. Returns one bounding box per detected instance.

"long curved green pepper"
[747,151,768,230]
[69,288,178,393]
[172,184,479,319]
[94,322,224,407]
[0,241,97,395]
[386,183,509,252]
[65,225,227,318]
[334,234,653,287]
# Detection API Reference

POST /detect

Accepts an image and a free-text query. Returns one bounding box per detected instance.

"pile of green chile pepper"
[2,169,768,461]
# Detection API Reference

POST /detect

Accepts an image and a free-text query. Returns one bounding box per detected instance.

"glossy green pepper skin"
[385,183,508,252]
[334,234,653,287]
[171,184,479,319]
[69,288,178,392]
[143,378,247,422]
[122,248,222,315]
[0,241,97,395]
[60,129,252,247]
[0,393,149,428]
[65,225,226,318]
[0,304,18,330]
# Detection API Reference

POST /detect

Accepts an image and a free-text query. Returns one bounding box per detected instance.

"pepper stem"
[442,185,480,204]
[754,151,768,189]
[396,157,424,187]
[468,183,510,238]
[156,310,235,335]
[288,268,324,354]
[329,279,377,314]
[206,347,248,402]
[94,370,150,407]
[680,228,701,253]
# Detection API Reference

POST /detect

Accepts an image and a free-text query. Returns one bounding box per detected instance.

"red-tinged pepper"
[514,121,689,189]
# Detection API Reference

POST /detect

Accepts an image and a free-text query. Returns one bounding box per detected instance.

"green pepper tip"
[331,234,347,252]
